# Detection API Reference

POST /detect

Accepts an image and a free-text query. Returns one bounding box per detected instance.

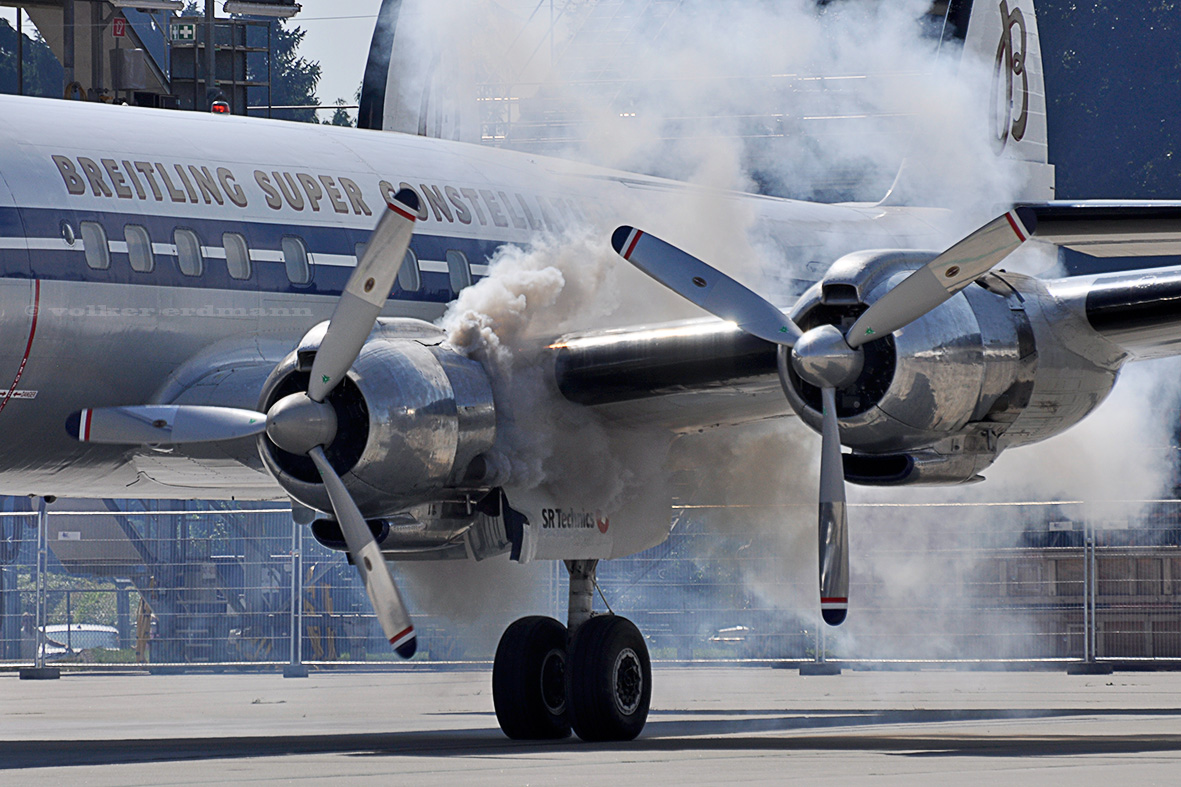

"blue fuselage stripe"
[0,205,507,302]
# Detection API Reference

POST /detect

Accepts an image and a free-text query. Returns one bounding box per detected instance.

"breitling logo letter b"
[991,0,1029,154]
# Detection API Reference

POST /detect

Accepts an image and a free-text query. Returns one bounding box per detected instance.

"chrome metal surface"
[571,240,1139,493]
[817,249,937,304]
[375,499,512,560]
[842,447,997,486]
[259,326,496,519]
[999,272,1124,451]
[776,255,1127,483]
[551,318,784,432]
[264,393,337,455]
[1046,264,1181,360]
[309,500,506,558]
[791,324,863,389]
[783,266,994,452]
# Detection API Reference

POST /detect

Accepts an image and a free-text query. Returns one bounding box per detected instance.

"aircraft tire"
[566,615,651,742]
[493,616,571,739]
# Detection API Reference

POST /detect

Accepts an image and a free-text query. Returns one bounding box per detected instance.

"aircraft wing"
[550,201,1181,431]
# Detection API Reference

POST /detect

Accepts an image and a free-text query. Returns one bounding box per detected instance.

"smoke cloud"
[377,0,1177,659]
[832,357,1181,659]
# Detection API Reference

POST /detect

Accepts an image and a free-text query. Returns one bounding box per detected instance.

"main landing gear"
[492,559,652,742]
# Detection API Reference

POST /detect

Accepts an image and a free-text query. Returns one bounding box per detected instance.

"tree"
[258,20,320,123]
[188,3,321,123]
[325,97,354,127]
[0,18,64,98]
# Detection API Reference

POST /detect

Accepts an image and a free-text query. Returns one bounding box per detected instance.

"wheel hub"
[540,648,566,716]
[613,647,643,716]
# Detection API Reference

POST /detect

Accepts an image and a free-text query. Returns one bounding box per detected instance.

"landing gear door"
[507,488,615,564]
[506,485,673,563]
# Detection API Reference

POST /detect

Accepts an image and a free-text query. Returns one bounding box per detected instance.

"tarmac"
[3,666,1181,785]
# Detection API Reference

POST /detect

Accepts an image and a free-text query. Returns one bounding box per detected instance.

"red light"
[211,101,230,114]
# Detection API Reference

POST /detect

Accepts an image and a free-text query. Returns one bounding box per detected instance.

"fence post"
[1068,520,1112,675]
[284,510,307,678]
[1090,529,1099,660]
[1083,528,1091,661]
[20,498,58,679]
[801,607,840,675]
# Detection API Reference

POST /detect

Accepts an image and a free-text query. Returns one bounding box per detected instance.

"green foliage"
[265,21,320,123]
[180,5,319,122]
[324,97,354,127]
[16,571,135,627]
[0,19,64,98]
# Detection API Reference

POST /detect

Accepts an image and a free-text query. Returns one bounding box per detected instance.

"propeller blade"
[817,386,849,626]
[307,189,420,402]
[845,209,1033,349]
[67,405,267,444]
[612,226,802,347]
[308,446,416,658]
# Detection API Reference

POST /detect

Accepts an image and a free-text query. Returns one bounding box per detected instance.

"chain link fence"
[2,497,1180,670]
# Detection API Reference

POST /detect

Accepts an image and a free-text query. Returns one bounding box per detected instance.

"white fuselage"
[0,94,947,499]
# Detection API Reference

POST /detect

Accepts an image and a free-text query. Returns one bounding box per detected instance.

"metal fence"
[3,497,1181,670]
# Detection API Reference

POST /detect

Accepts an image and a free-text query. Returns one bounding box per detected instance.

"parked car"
[40,624,120,659]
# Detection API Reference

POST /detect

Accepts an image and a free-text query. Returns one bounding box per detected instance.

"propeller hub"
[265,392,338,455]
[791,324,864,389]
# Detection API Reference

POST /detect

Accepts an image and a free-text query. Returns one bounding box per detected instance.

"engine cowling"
[258,319,496,517]
[780,250,1121,485]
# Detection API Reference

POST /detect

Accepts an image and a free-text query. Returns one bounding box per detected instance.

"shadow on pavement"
[6,707,1181,769]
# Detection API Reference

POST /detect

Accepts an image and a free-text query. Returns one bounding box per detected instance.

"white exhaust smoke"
[377,0,1176,658]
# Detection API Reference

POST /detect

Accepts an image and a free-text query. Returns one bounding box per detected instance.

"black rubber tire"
[492,616,571,740]
[566,615,652,742]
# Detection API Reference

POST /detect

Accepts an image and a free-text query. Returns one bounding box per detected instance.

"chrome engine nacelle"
[258,319,496,517]
[781,250,1122,485]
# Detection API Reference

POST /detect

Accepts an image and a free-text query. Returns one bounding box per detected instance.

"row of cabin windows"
[75,221,472,293]
[81,221,257,280]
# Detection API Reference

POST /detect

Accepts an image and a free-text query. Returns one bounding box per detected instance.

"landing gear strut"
[492,559,652,742]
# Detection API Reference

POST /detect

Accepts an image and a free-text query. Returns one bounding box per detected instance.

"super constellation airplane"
[1,0,1180,741]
